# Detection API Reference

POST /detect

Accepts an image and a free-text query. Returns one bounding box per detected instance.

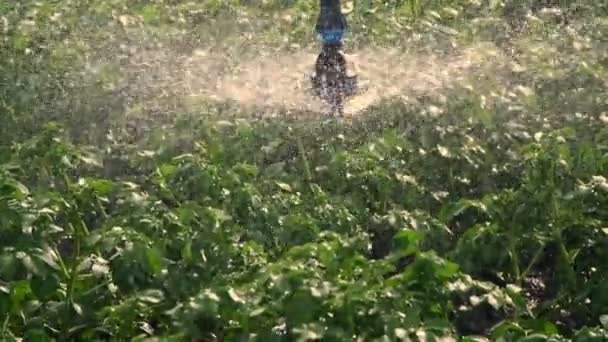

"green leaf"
[2,178,29,200]
[437,260,460,279]
[205,207,231,224]
[89,179,115,195]
[293,323,325,341]
[181,240,193,263]
[30,275,59,300]
[227,287,245,304]
[10,280,31,313]
[276,181,293,192]
[285,291,318,325]
[139,289,164,304]
[520,319,559,336]
[24,328,52,342]
[250,307,266,317]
[159,163,178,178]
[73,302,83,316]
[145,246,163,275]
[424,318,452,332]
[520,334,549,341]
[79,153,102,167]
[0,254,18,279]
[20,253,44,276]
[393,229,423,256]
[491,322,526,340]
[34,249,60,271]
[440,199,487,223]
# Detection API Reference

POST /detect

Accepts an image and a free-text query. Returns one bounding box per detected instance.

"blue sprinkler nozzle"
[315,0,347,45]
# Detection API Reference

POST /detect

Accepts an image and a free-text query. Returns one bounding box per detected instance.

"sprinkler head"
[320,0,341,7]
[316,0,347,38]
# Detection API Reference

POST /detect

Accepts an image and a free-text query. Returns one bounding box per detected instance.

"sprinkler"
[311,0,359,117]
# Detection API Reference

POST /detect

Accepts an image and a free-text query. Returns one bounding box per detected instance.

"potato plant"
[1,0,608,341]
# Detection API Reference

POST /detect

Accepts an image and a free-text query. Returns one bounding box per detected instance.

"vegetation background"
[1,0,608,340]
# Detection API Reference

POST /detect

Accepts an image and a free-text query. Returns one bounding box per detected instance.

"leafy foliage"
[2,0,608,340]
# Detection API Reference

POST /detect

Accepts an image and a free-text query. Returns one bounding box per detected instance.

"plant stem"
[61,222,82,340]
[296,135,313,183]
[508,233,521,286]
[520,241,545,282]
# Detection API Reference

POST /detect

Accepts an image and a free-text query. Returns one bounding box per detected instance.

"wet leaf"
[139,289,164,304]
[276,182,292,192]
[227,287,245,304]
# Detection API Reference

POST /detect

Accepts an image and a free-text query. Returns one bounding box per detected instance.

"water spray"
[311,0,360,117]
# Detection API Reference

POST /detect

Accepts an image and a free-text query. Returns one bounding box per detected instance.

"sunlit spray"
[311,0,360,118]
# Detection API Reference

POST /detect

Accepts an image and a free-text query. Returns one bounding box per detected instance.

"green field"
[2,0,608,340]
